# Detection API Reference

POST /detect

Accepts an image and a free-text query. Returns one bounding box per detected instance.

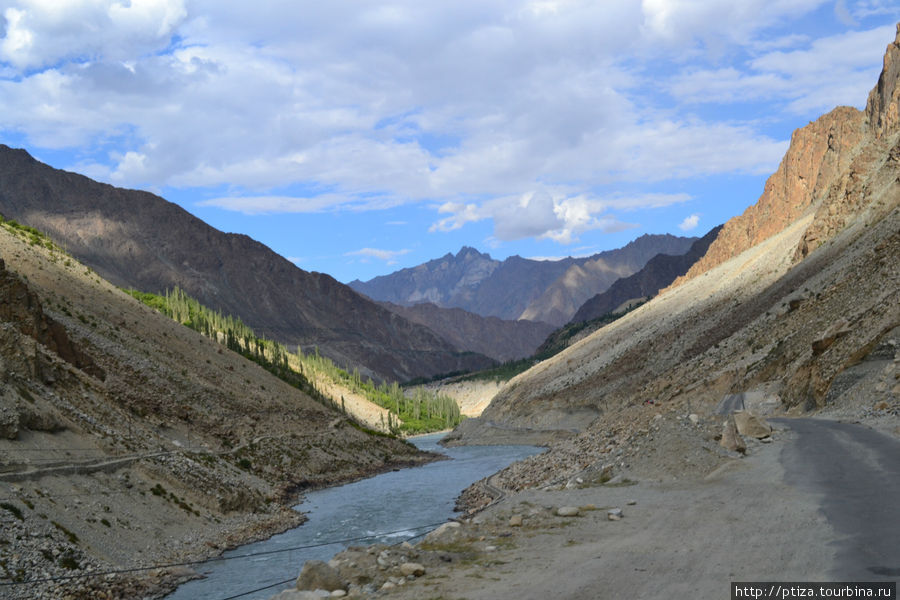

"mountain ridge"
[351,233,698,326]
[0,146,494,382]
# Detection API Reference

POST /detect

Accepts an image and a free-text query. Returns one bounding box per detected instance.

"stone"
[875,400,890,411]
[330,591,347,598]
[399,562,425,577]
[607,508,623,521]
[626,499,637,506]
[720,416,746,454]
[380,581,396,591]
[508,514,523,527]
[688,413,700,425]
[556,506,580,517]
[733,411,772,439]
[296,560,345,593]
[423,521,461,544]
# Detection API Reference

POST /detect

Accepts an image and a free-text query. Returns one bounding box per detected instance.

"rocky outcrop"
[866,23,900,139]
[0,258,103,380]
[0,149,493,382]
[670,107,867,289]
[378,301,554,362]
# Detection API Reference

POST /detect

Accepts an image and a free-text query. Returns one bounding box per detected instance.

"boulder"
[720,416,746,454]
[423,521,461,545]
[399,562,426,577]
[733,411,772,439]
[556,506,580,517]
[508,515,523,527]
[296,560,345,593]
[607,508,623,521]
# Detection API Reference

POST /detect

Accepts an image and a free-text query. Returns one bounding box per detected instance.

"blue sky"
[1,1,898,283]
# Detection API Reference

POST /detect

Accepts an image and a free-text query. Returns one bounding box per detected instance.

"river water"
[164,434,541,600]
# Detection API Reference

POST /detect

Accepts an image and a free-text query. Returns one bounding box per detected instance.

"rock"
[330,590,347,598]
[875,400,890,411]
[270,591,330,600]
[626,499,637,506]
[607,508,623,521]
[296,560,345,593]
[423,521,461,544]
[399,562,425,577]
[720,416,746,454]
[508,515,523,527]
[733,411,772,439]
[556,506,580,517]
[380,581,396,591]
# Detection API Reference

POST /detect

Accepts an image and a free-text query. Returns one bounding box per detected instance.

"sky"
[0,1,898,283]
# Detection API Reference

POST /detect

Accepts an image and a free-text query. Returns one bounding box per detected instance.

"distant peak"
[456,246,490,260]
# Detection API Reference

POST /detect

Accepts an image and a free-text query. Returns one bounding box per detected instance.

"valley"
[0,16,898,600]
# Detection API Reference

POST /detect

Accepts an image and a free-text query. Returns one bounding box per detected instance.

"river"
[164,433,541,600]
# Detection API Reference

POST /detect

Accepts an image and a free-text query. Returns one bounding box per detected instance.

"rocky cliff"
[0,148,493,382]
[448,25,900,452]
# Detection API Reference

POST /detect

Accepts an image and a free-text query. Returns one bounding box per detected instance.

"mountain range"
[449,24,900,449]
[350,234,698,327]
[0,147,494,383]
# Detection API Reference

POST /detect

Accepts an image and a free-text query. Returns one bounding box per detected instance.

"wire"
[0,520,448,588]
[218,576,297,600]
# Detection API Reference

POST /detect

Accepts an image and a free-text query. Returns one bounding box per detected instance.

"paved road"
[774,418,900,581]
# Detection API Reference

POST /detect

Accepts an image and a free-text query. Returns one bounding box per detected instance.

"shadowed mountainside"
[377,301,556,363]
[0,148,494,382]
[571,225,723,324]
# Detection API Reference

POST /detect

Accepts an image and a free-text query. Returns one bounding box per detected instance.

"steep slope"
[448,25,900,451]
[378,301,556,363]
[352,235,697,326]
[0,222,430,598]
[520,234,698,325]
[571,225,722,324]
[0,150,493,383]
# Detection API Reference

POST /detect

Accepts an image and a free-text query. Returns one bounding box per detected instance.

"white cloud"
[679,213,700,231]
[345,247,410,264]
[0,0,896,249]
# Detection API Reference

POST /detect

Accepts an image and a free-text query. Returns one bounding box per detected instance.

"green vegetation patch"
[0,502,24,521]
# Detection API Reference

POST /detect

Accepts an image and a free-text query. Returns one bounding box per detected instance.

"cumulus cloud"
[0,0,895,249]
[679,213,700,231]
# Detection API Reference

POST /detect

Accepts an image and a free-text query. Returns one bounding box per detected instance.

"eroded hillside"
[0,223,430,599]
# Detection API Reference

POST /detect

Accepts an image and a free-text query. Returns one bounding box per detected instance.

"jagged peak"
[866,22,900,139]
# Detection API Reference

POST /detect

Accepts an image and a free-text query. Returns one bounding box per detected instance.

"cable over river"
[164,433,542,600]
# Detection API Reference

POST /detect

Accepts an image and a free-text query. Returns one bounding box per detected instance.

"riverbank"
[270,407,900,599]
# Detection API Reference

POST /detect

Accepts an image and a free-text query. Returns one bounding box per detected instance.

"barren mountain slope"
[571,225,722,324]
[519,234,697,326]
[0,149,493,383]
[0,225,430,599]
[378,301,555,362]
[449,26,900,450]
[351,235,696,326]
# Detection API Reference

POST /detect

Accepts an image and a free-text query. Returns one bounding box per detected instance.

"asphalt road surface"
[775,418,900,581]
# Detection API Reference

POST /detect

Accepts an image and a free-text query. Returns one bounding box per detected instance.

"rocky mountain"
[377,301,556,363]
[351,234,698,326]
[571,225,723,324]
[0,221,431,598]
[448,24,900,451]
[0,147,494,382]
